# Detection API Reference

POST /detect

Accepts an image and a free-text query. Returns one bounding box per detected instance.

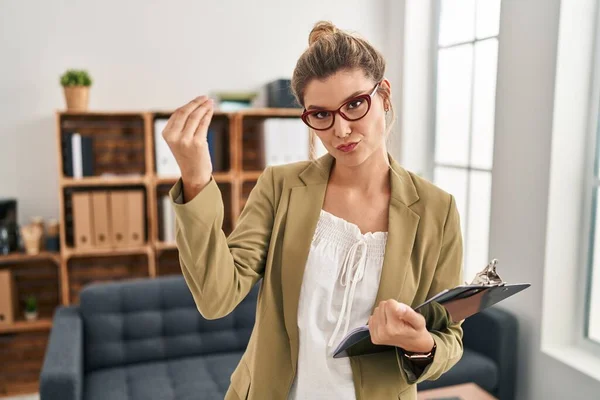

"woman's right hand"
[162,96,215,202]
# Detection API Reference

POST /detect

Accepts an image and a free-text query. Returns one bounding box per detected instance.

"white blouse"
[288,209,388,400]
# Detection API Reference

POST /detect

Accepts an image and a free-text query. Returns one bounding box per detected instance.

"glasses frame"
[301,83,381,131]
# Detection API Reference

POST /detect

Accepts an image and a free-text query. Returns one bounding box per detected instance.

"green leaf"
[24,295,37,312]
[60,69,93,87]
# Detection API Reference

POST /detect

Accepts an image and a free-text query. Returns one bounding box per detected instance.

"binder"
[154,118,181,177]
[71,133,83,178]
[72,192,94,248]
[161,195,175,243]
[109,191,129,247]
[91,191,111,248]
[126,190,145,246]
[0,270,17,326]
[332,259,530,359]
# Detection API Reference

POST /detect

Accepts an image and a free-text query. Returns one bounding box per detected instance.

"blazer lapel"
[372,157,421,309]
[281,154,332,364]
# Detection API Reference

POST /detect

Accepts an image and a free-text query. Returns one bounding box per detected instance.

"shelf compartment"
[151,113,232,175]
[63,185,148,249]
[240,115,308,172]
[156,248,181,277]
[0,331,49,397]
[59,114,147,179]
[67,253,150,304]
[0,260,61,327]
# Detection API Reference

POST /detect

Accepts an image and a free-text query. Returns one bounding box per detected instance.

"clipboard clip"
[468,258,506,287]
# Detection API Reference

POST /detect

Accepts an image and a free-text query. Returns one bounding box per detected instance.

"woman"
[164,21,463,400]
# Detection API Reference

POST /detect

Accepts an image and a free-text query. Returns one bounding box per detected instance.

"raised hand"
[162,96,215,201]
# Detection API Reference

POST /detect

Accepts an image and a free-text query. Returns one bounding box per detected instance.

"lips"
[336,142,359,153]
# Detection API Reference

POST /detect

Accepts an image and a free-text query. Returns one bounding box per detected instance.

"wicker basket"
[63,86,90,111]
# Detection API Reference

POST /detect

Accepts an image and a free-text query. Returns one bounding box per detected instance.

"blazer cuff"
[168,176,222,228]
[395,332,451,385]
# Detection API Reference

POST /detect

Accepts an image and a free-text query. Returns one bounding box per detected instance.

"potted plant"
[60,69,92,111]
[24,295,38,321]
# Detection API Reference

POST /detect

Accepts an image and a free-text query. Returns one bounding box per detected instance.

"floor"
[3,395,39,400]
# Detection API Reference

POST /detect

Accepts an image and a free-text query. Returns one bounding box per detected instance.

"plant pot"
[63,86,90,111]
[24,311,38,321]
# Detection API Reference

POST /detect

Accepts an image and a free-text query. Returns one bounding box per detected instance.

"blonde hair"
[291,21,396,161]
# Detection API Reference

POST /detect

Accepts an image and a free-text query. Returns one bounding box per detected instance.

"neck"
[329,147,390,193]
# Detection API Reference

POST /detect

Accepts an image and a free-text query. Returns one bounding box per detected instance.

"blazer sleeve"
[396,194,465,384]
[169,166,275,320]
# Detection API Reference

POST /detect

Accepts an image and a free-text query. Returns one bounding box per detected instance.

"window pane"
[588,188,600,343]
[465,171,492,282]
[476,0,501,39]
[470,39,498,170]
[439,0,476,47]
[435,45,474,167]
[434,166,468,236]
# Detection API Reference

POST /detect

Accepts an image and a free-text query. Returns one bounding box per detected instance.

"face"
[302,68,391,167]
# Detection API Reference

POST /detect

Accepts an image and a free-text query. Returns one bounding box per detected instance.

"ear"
[379,78,392,110]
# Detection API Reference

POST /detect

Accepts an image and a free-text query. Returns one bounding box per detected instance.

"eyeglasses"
[301,83,381,131]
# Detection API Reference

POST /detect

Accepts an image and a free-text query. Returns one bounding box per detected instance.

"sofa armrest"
[461,307,518,400]
[40,306,83,400]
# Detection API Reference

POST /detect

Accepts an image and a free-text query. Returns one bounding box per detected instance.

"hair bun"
[308,21,338,45]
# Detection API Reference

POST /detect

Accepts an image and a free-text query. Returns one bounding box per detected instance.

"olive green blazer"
[169,153,464,400]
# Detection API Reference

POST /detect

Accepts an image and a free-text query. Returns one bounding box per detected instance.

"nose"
[333,113,352,138]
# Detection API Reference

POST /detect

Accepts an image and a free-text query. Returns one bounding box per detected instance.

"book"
[332,259,530,358]
[63,132,94,178]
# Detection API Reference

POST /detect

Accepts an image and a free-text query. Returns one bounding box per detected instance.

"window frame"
[430,0,500,280]
[580,0,600,353]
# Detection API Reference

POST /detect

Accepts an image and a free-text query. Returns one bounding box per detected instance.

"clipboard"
[332,259,530,359]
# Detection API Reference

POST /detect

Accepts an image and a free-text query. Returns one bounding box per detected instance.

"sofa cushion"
[417,348,498,393]
[84,351,243,400]
[79,276,258,372]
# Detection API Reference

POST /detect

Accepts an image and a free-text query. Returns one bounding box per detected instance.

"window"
[586,63,600,345]
[432,0,501,281]
[540,0,600,381]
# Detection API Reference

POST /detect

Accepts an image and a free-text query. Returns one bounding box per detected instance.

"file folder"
[0,270,17,327]
[91,191,111,248]
[332,259,530,358]
[72,192,94,248]
[109,191,129,247]
[126,190,145,246]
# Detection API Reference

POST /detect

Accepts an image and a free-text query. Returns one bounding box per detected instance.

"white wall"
[397,0,436,178]
[0,0,387,226]
[490,0,600,399]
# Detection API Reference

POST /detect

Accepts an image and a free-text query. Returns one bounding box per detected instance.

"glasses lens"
[341,96,369,120]
[305,111,333,130]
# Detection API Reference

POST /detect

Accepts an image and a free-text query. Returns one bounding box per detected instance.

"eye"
[347,99,364,109]
[313,111,331,119]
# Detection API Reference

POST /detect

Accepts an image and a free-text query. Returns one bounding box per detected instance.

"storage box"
[266,79,298,108]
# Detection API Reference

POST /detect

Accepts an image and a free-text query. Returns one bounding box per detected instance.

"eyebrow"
[306,89,366,111]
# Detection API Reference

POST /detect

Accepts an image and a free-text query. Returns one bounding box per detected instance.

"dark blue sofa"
[40,275,517,400]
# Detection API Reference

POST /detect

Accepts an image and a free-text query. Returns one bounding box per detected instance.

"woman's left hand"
[368,299,435,353]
